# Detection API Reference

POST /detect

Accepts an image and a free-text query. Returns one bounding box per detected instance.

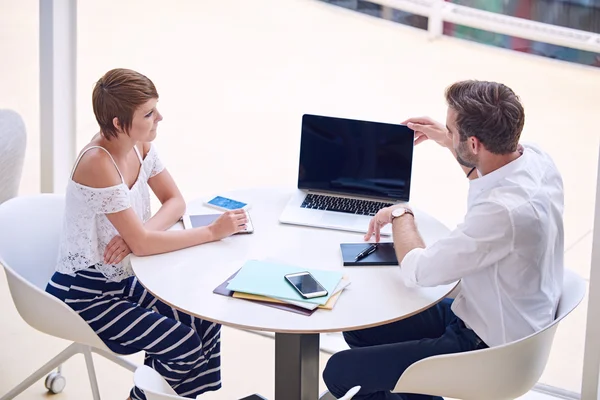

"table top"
[131,187,456,334]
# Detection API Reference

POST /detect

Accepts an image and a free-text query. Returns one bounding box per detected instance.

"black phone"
[284,271,328,299]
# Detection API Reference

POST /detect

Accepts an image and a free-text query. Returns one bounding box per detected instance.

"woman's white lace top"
[56,143,165,282]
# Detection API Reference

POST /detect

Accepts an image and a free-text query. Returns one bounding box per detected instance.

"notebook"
[213,270,316,316]
[232,277,351,310]
[226,260,343,306]
[340,242,398,266]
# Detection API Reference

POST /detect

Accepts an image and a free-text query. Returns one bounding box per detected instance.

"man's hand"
[403,117,452,149]
[365,205,408,243]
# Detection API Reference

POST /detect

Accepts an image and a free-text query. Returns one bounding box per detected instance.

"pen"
[355,243,378,262]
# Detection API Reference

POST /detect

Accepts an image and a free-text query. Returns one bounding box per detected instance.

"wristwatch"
[391,207,414,222]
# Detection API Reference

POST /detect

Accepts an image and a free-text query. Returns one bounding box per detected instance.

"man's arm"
[398,202,514,288]
[391,213,425,262]
[404,117,478,180]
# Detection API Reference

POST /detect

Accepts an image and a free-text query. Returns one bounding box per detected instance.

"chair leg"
[0,342,81,400]
[319,391,336,400]
[1,342,139,400]
[92,347,139,372]
[83,346,101,400]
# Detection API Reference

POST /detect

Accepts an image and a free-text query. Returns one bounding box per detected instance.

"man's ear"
[470,136,483,155]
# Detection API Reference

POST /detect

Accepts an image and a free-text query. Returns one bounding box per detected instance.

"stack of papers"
[225,260,349,312]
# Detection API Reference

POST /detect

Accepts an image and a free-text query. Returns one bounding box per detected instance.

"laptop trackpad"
[320,213,359,227]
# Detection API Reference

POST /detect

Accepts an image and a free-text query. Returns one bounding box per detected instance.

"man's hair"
[445,80,524,154]
[92,68,159,140]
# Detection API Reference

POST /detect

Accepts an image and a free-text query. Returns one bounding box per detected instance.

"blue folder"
[225,260,343,305]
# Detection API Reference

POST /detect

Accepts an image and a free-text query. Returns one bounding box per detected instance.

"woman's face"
[127,98,163,142]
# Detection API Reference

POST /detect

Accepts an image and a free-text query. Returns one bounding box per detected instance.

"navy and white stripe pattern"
[46,267,221,399]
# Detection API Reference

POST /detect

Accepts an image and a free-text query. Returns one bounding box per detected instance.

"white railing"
[370,0,600,53]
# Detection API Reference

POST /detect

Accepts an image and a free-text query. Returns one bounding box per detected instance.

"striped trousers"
[46,267,221,399]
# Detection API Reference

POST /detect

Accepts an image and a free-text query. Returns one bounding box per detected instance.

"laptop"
[279,114,415,235]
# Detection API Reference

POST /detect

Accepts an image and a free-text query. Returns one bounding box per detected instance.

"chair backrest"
[0,194,65,288]
[339,385,361,399]
[0,109,27,205]
[556,268,585,321]
[0,194,108,350]
[393,268,586,400]
[134,366,181,400]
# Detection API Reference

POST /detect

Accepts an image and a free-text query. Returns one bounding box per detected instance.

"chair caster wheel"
[45,371,66,394]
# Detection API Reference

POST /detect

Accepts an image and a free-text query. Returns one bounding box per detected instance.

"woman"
[45,68,247,400]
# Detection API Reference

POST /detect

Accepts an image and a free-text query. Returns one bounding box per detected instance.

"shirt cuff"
[400,247,425,288]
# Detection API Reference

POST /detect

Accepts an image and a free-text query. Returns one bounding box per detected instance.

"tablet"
[181,212,254,234]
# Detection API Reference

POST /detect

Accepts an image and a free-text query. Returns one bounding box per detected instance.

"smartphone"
[284,271,328,299]
[204,195,250,211]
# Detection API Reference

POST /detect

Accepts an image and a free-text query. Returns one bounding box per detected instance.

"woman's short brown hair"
[92,68,159,140]
[445,80,525,155]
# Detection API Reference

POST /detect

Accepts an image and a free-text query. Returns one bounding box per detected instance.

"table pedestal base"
[275,333,320,400]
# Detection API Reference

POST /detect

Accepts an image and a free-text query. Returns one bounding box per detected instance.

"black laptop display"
[298,114,415,201]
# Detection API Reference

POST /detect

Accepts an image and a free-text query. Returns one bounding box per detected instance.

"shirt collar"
[469,149,528,194]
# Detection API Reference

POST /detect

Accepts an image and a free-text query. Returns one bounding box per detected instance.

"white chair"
[134,366,180,400]
[0,110,27,204]
[135,365,362,400]
[318,384,362,400]
[0,109,27,205]
[0,194,139,400]
[339,385,361,399]
[392,268,586,399]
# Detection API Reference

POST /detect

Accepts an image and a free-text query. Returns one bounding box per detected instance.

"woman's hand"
[104,235,132,265]
[208,209,248,241]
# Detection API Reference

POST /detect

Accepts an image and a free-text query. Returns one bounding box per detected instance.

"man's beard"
[455,143,477,168]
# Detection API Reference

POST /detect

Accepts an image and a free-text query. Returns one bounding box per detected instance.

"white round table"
[131,187,455,400]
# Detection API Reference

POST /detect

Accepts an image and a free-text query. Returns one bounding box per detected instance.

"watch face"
[393,208,405,218]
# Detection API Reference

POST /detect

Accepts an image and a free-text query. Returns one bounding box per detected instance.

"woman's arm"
[106,207,247,256]
[74,147,247,257]
[146,168,186,231]
[143,142,186,231]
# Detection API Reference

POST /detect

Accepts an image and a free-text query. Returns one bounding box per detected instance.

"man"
[322,80,564,400]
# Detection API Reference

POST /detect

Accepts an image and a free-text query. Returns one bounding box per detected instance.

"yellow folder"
[232,276,349,310]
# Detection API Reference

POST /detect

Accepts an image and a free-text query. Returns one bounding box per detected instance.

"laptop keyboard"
[300,194,394,216]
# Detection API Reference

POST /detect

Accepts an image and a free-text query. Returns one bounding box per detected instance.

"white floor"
[1,0,599,398]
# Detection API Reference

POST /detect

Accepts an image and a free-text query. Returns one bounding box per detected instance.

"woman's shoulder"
[72,144,122,189]
[67,144,131,213]
[141,142,159,162]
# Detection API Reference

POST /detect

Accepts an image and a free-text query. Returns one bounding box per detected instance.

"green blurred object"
[319,0,600,67]
[450,0,505,47]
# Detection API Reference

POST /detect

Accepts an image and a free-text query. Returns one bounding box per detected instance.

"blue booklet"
[225,260,343,306]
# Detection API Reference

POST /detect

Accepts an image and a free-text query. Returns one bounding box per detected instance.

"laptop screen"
[298,114,414,201]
